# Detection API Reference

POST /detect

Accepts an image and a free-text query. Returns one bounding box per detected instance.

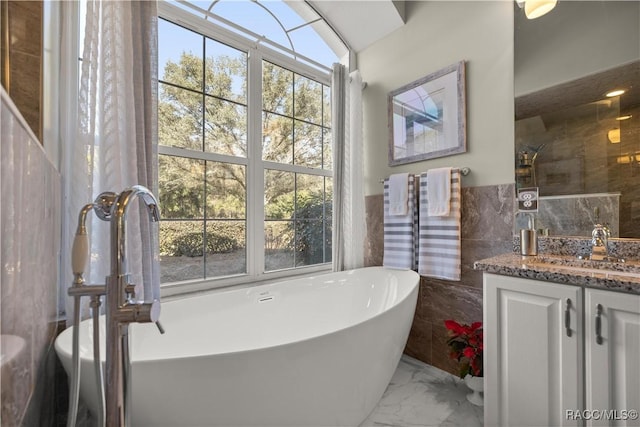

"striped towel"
[418,169,461,280]
[383,174,418,270]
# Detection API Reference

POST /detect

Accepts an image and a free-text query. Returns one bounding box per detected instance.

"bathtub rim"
[55,266,420,363]
[160,262,333,300]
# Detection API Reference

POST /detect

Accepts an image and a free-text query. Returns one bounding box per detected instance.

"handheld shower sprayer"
[67,193,116,427]
[72,192,116,284]
[71,204,93,285]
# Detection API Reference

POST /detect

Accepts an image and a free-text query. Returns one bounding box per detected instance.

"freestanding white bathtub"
[55,266,419,426]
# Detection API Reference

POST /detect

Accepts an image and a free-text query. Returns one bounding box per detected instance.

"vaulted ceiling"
[308,0,406,52]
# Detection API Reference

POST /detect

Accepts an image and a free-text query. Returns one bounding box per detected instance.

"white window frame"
[158,2,334,297]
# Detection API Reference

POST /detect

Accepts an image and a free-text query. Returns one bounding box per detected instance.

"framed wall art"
[388,61,467,166]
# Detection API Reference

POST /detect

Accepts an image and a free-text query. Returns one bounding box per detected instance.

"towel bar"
[379,167,470,183]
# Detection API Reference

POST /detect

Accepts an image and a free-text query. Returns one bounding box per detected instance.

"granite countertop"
[474,253,640,295]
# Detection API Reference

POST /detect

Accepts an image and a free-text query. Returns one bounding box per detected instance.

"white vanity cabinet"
[484,273,640,427]
[484,273,583,427]
[585,288,640,427]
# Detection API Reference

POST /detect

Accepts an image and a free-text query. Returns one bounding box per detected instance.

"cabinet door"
[484,273,582,427]
[585,289,640,427]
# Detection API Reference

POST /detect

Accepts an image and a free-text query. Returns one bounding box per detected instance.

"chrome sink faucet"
[590,223,611,261]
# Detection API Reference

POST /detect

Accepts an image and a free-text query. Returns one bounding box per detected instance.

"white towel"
[418,169,461,280]
[388,173,409,216]
[427,167,452,216]
[383,174,418,270]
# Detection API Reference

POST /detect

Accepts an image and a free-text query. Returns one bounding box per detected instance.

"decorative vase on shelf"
[464,374,484,406]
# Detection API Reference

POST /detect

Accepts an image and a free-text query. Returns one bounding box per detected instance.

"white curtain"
[332,64,365,271]
[61,0,159,322]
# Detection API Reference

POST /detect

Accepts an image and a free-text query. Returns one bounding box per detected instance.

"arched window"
[157,1,348,291]
[171,1,348,69]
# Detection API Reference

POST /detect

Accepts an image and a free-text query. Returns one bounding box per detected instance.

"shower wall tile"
[1,89,61,426]
[516,101,640,238]
[365,183,515,376]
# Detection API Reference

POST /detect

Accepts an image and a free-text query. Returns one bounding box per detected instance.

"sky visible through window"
[159,0,340,79]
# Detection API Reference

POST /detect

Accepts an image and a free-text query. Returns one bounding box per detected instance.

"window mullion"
[158,145,249,166]
[247,47,264,278]
[201,34,207,280]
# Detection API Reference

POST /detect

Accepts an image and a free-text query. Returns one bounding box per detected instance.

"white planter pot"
[464,374,484,406]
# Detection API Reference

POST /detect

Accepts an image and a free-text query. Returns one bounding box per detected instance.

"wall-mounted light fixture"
[616,115,632,121]
[608,128,621,144]
[617,155,632,164]
[616,153,640,165]
[516,0,558,19]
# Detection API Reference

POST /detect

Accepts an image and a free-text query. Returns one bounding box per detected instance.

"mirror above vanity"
[514,0,640,238]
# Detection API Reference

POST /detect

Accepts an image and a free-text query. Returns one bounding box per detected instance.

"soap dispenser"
[520,213,538,256]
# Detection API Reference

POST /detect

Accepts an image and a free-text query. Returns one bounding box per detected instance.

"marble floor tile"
[361,355,483,427]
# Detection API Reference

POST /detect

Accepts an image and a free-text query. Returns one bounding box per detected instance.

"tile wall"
[516,100,640,238]
[1,89,61,426]
[365,183,515,376]
[515,193,621,237]
[1,1,43,141]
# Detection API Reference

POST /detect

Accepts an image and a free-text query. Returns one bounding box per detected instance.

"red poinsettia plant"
[444,320,483,378]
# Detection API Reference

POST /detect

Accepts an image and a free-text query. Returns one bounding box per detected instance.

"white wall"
[515,1,640,96]
[358,1,514,195]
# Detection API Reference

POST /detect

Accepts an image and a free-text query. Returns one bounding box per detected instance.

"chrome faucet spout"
[590,223,610,261]
[114,185,160,222]
[110,185,160,277]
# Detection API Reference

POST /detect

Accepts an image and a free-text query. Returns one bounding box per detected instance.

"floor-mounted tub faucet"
[105,185,161,427]
[65,185,162,427]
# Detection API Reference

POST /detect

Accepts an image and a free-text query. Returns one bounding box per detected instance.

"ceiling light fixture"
[606,89,625,97]
[524,0,558,19]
